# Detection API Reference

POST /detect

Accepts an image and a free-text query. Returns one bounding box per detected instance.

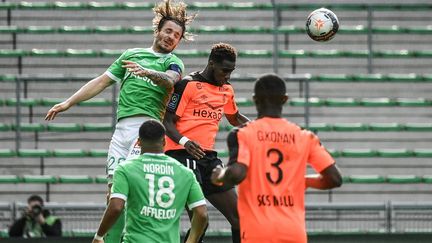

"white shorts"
[106,116,152,182]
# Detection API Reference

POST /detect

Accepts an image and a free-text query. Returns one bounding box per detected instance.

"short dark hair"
[209,43,237,63]
[254,73,287,104]
[27,195,44,206]
[139,120,166,142]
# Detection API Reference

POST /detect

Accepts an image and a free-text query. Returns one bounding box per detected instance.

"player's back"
[233,117,332,242]
[112,153,205,243]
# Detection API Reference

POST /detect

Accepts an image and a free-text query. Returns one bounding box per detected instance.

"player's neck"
[200,68,213,82]
[140,146,164,154]
[257,107,283,118]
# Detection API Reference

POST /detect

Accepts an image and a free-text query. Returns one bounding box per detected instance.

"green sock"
[104,209,125,243]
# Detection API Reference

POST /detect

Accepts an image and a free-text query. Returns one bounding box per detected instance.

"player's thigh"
[206,188,239,227]
[106,127,130,179]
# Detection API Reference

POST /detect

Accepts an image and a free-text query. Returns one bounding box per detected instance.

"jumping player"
[163,43,249,243]
[45,1,196,242]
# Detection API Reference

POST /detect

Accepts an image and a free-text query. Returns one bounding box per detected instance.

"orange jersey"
[228,117,335,243]
[165,72,238,151]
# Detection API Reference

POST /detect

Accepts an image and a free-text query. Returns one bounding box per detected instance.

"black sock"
[231,227,240,243]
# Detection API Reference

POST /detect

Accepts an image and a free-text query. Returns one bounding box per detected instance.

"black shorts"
[165,149,234,196]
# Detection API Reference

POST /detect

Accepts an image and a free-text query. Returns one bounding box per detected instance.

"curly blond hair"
[152,0,197,41]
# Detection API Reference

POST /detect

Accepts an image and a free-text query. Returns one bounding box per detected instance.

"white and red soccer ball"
[306,8,339,42]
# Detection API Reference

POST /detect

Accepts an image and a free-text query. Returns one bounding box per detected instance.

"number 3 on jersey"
[266,148,284,184]
[145,174,176,208]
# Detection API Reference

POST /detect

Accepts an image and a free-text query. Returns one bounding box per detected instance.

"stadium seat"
[0,149,16,157]
[53,149,87,158]
[325,98,359,107]
[0,175,21,183]
[95,175,108,184]
[88,149,108,157]
[289,97,324,107]
[58,175,94,184]
[396,98,430,107]
[386,175,422,184]
[422,175,432,183]
[65,49,97,57]
[6,98,39,107]
[404,123,432,131]
[349,175,386,183]
[95,26,125,34]
[377,149,413,157]
[0,123,11,132]
[360,98,396,107]
[332,123,367,131]
[47,123,82,132]
[12,123,44,132]
[82,123,112,132]
[31,49,62,57]
[18,149,51,157]
[22,175,57,183]
[340,149,377,157]
[368,123,402,132]
[413,149,432,157]
[59,26,92,33]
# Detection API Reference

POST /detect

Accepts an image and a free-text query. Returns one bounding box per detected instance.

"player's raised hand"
[122,60,150,77]
[184,140,206,160]
[45,101,70,121]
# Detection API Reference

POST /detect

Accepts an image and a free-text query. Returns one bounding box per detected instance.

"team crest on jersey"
[168,93,180,110]
[196,83,203,89]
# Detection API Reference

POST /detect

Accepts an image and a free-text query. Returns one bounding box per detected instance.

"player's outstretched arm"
[122,60,180,91]
[306,164,342,190]
[163,111,205,159]
[225,112,250,126]
[45,74,113,121]
[186,205,208,243]
[92,198,125,243]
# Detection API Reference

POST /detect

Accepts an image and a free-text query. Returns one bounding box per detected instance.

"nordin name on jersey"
[143,163,174,175]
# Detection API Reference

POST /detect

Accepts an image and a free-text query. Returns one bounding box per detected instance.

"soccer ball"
[306,8,339,42]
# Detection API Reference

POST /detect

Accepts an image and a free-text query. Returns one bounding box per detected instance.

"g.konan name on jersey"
[257,131,295,144]
[257,194,294,207]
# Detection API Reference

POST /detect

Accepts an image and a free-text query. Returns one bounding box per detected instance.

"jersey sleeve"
[110,165,129,201]
[166,79,192,117]
[227,128,251,167]
[224,86,239,115]
[105,49,129,83]
[307,131,335,173]
[186,172,206,209]
[166,55,184,76]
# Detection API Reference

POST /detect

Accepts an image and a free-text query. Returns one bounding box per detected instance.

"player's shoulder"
[175,72,203,87]
[123,47,147,55]
[115,159,134,171]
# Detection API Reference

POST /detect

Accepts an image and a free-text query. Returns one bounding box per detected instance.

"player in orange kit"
[211,73,342,243]
[163,43,249,243]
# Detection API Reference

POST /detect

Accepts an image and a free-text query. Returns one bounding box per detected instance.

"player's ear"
[282,94,289,104]
[161,136,166,147]
[137,138,142,147]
